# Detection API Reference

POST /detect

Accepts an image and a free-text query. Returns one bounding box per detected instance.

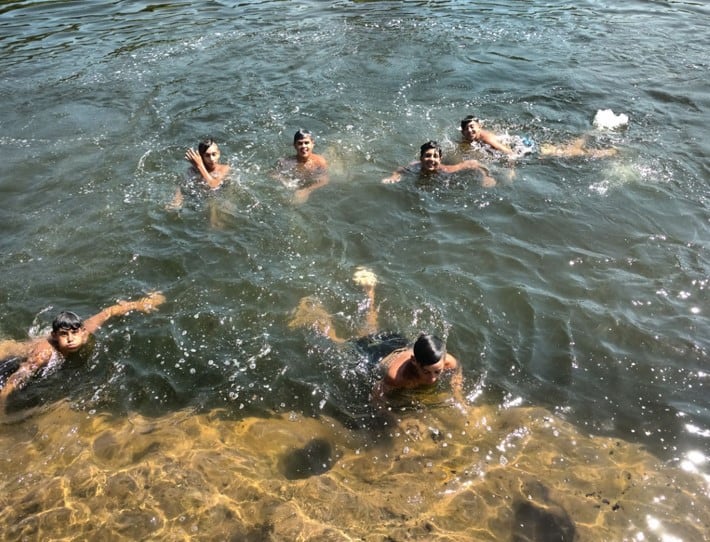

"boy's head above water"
[460,115,482,141]
[51,311,89,354]
[412,333,446,384]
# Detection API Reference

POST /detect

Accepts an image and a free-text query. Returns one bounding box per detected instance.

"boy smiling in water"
[274,129,329,203]
[460,114,617,159]
[460,115,515,155]
[383,140,496,187]
[0,292,165,412]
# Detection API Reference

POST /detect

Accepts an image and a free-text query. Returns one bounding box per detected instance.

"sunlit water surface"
[1,0,708,540]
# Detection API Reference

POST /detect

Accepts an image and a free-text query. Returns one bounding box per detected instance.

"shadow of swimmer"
[512,498,576,542]
[279,438,336,480]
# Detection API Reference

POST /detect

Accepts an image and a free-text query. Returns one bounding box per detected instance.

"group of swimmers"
[0,114,618,416]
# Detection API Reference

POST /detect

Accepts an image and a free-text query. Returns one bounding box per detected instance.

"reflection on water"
[1,402,708,540]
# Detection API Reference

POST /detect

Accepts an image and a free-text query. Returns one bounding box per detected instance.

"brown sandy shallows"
[0,401,708,541]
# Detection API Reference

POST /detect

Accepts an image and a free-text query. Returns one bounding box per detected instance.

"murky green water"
[1,0,709,539]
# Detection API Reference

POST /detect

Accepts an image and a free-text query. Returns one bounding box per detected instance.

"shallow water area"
[1,0,709,540]
[1,402,709,541]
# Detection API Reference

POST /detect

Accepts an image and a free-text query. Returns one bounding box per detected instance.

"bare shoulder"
[381,348,412,376]
[25,339,54,368]
[444,352,459,369]
[480,130,499,144]
[312,154,328,169]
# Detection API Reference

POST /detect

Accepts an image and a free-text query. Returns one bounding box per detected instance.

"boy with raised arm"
[168,138,231,210]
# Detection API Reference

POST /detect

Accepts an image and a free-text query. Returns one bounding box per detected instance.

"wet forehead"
[419,360,444,373]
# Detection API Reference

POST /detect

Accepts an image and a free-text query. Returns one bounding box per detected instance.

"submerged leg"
[540,136,617,158]
[288,296,345,343]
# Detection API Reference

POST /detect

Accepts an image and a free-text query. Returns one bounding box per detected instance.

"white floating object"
[593,109,629,130]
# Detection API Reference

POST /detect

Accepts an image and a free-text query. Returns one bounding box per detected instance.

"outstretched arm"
[82,292,166,334]
[451,159,496,187]
[480,131,514,155]
[382,161,419,184]
[370,378,391,410]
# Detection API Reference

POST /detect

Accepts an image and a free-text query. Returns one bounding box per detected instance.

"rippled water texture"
[1,0,709,540]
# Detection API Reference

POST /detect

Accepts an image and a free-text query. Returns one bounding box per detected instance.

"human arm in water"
[293,162,330,204]
[382,161,420,184]
[82,291,166,334]
[446,353,466,411]
[441,160,497,187]
[0,341,53,407]
[273,154,330,204]
[185,148,230,189]
[477,129,514,155]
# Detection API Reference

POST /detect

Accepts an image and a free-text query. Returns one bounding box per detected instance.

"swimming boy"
[0,292,165,411]
[168,138,231,209]
[460,114,617,159]
[274,129,329,203]
[371,333,462,405]
[288,268,464,407]
[382,140,496,187]
[460,115,515,155]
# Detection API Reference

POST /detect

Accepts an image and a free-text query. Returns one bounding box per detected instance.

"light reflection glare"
[645,515,683,542]
[685,423,710,438]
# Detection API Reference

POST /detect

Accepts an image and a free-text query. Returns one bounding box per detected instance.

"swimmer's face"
[420,148,442,173]
[200,144,221,170]
[415,358,445,384]
[462,121,481,142]
[294,136,314,160]
[52,326,89,354]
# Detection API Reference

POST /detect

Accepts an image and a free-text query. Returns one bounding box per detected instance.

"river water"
[1,0,708,540]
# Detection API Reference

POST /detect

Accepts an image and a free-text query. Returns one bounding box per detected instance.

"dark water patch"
[512,499,576,542]
[279,438,336,479]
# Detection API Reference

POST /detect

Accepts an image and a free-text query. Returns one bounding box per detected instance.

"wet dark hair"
[198,138,217,155]
[52,311,84,333]
[420,140,442,160]
[294,129,313,144]
[460,115,480,131]
[413,334,445,366]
